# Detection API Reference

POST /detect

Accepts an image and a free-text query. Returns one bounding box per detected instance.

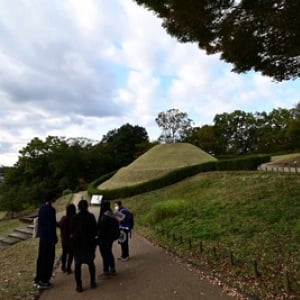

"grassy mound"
[98,143,216,189]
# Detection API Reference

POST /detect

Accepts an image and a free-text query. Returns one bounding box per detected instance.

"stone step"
[19,216,36,224]
[0,236,20,245]
[8,232,31,241]
[14,227,33,236]
[0,241,8,250]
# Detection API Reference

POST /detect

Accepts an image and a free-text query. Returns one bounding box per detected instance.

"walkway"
[41,233,238,300]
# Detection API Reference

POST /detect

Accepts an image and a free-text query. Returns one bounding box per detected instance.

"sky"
[0,0,299,166]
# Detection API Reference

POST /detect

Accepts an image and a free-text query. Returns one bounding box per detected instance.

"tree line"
[0,124,152,214]
[0,104,299,214]
[184,104,300,156]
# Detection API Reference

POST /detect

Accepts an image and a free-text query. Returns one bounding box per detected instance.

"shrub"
[146,199,186,224]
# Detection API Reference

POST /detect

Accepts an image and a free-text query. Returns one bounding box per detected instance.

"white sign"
[90,195,103,206]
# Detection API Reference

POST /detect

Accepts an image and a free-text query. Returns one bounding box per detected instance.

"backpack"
[127,211,134,230]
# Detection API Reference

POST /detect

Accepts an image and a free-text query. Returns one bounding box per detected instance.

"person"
[58,203,76,274]
[97,200,119,279]
[34,190,58,289]
[114,200,134,261]
[71,199,97,293]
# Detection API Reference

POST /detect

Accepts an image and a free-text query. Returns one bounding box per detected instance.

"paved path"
[40,193,238,300]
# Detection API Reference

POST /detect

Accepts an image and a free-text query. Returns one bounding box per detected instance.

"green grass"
[123,171,300,298]
[0,211,7,220]
[0,219,25,237]
[271,152,300,162]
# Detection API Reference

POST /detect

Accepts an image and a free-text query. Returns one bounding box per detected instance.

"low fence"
[153,227,300,299]
[258,163,300,173]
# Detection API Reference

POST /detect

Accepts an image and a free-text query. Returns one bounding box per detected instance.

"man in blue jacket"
[34,190,58,289]
[114,201,134,261]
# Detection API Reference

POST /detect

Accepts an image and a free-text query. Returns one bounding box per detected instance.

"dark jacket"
[97,210,117,243]
[71,211,97,263]
[59,215,73,247]
[38,203,57,244]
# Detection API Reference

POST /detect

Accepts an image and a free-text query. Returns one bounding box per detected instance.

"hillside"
[124,170,300,298]
[98,143,217,190]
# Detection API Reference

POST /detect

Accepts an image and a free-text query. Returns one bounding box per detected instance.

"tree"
[156,108,193,143]
[184,125,218,155]
[101,123,150,167]
[286,102,300,150]
[134,0,300,81]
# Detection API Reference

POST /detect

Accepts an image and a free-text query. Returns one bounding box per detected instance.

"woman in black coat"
[58,203,76,273]
[71,199,97,292]
[97,200,118,278]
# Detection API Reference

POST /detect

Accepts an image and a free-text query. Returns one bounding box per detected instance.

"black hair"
[66,203,76,216]
[101,200,111,211]
[78,199,88,212]
[115,200,122,207]
[44,190,57,203]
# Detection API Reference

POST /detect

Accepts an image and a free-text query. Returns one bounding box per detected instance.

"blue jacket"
[119,207,132,230]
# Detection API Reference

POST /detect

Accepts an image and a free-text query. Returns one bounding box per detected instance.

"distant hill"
[98,143,217,190]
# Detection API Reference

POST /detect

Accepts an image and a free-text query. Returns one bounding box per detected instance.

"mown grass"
[99,143,216,189]
[123,171,300,298]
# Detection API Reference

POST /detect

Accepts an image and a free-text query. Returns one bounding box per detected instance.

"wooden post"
[172,233,176,242]
[283,268,291,293]
[229,250,234,266]
[252,260,260,278]
[188,238,192,250]
[179,236,183,244]
[199,241,203,253]
[213,246,217,259]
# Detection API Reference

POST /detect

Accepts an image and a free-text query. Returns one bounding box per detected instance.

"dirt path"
[40,194,238,300]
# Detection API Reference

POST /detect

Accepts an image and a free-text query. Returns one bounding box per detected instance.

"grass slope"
[99,143,217,189]
[124,171,300,298]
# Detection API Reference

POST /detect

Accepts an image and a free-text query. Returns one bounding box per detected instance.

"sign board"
[90,194,103,206]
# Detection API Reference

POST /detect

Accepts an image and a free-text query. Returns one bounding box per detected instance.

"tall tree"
[184,125,217,155]
[101,123,149,167]
[286,102,300,151]
[156,108,193,143]
[134,0,300,81]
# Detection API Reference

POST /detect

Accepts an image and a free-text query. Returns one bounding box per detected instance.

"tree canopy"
[156,108,193,143]
[134,0,300,81]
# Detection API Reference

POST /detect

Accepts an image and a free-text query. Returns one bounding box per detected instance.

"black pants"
[74,261,96,287]
[99,241,115,273]
[120,230,129,258]
[61,243,74,272]
[35,240,55,284]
